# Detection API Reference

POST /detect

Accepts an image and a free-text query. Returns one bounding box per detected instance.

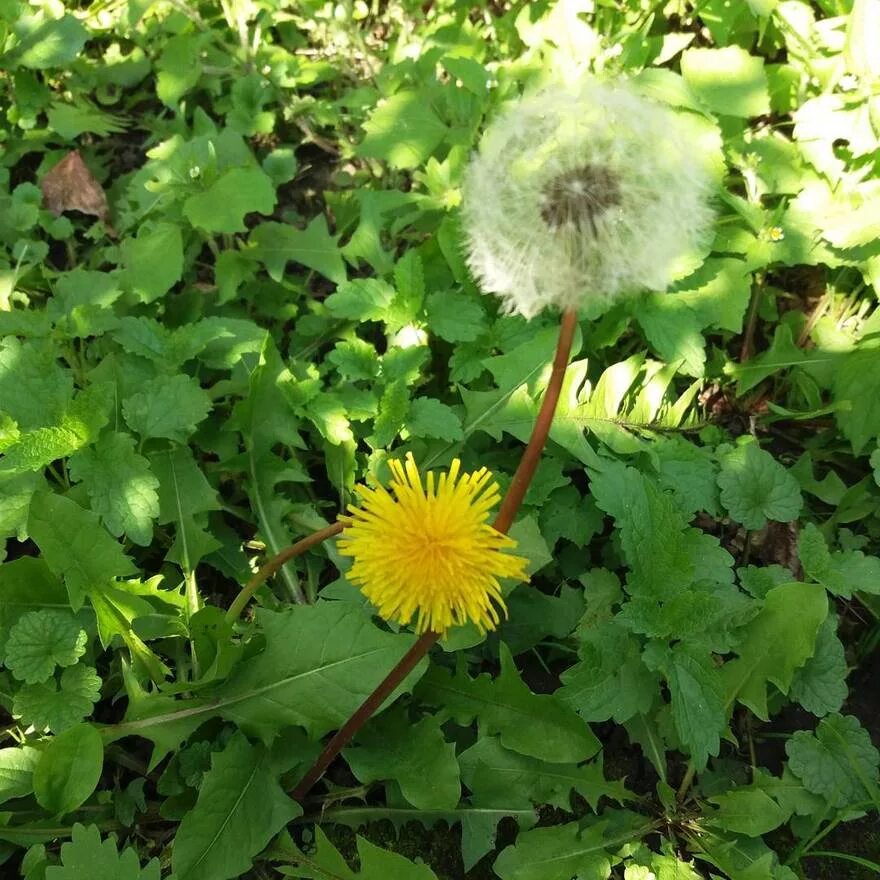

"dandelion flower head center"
[337,454,529,634]
[540,164,622,235]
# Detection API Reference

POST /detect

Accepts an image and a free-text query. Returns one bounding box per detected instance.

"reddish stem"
[290,309,579,801]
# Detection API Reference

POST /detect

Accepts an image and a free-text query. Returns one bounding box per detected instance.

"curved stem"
[290,308,579,801]
[224,522,344,623]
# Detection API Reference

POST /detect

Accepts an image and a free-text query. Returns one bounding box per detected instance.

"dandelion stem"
[290,308,579,801]
[225,522,344,623]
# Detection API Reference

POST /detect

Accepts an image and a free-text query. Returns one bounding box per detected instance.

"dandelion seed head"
[337,453,529,635]
[462,77,717,318]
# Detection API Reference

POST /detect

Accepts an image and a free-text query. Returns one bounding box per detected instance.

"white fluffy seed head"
[461,77,717,318]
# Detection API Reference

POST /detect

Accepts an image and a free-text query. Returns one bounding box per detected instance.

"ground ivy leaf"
[717,443,802,529]
[249,216,347,284]
[789,613,848,717]
[721,581,827,720]
[0,745,41,805]
[785,714,880,808]
[122,374,211,443]
[27,492,137,609]
[33,723,103,816]
[172,732,300,880]
[358,90,448,169]
[707,789,789,837]
[120,222,183,302]
[69,433,159,547]
[417,643,599,763]
[13,664,102,732]
[345,709,460,810]
[406,398,463,442]
[183,166,276,234]
[459,736,632,812]
[5,609,87,684]
[46,822,159,879]
[798,522,880,598]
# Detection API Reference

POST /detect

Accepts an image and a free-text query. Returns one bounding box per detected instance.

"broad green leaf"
[172,732,300,880]
[406,398,463,441]
[797,522,880,598]
[325,278,395,321]
[0,558,68,652]
[4,610,87,684]
[27,492,137,609]
[358,91,448,169]
[790,615,848,717]
[122,374,211,443]
[45,822,159,880]
[786,714,880,808]
[417,643,599,763]
[721,581,827,719]
[12,14,89,69]
[0,338,73,431]
[0,746,40,805]
[283,826,439,879]
[680,46,770,117]
[183,166,276,233]
[249,217,347,285]
[120,223,183,302]
[345,709,460,810]
[459,736,631,811]
[707,789,788,837]
[33,724,103,816]
[833,346,880,454]
[69,433,159,546]
[425,290,486,343]
[717,443,802,529]
[13,664,102,732]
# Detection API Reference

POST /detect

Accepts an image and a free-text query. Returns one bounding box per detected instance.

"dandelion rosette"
[337,454,529,635]
[462,77,716,318]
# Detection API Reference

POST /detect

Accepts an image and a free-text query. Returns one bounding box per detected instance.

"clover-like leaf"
[5,610,87,684]
[717,443,802,529]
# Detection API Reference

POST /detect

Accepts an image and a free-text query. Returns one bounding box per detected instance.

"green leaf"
[717,443,802,529]
[27,492,137,609]
[721,581,827,720]
[183,166,277,234]
[33,724,103,816]
[417,643,599,763]
[559,621,656,724]
[345,709,460,810]
[0,338,73,431]
[12,14,89,69]
[425,290,486,343]
[4,609,87,684]
[680,46,770,117]
[358,91,448,169]
[407,398,463,441]
[833,346,880,454]
[120,223,183,303]
[786,714,880,808]
[249,217,347,285]
[790,614,848,717]
[69,433,159,547]
[45,823,159,880]
[13,664,102,732]
[459,736,631,812]
[284,826,439,879]
[122,374,211,443]
[172,732,300,880]
[0,745,40,805]
[707,789,788,837]
[325,278,395,321]
[797,522,880,598]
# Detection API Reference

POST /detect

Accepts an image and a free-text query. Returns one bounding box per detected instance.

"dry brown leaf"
[40,150,110,223]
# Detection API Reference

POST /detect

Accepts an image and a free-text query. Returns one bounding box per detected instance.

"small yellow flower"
[338,454,529,635]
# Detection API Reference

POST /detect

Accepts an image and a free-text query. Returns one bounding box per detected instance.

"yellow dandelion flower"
[338,453,529,635]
